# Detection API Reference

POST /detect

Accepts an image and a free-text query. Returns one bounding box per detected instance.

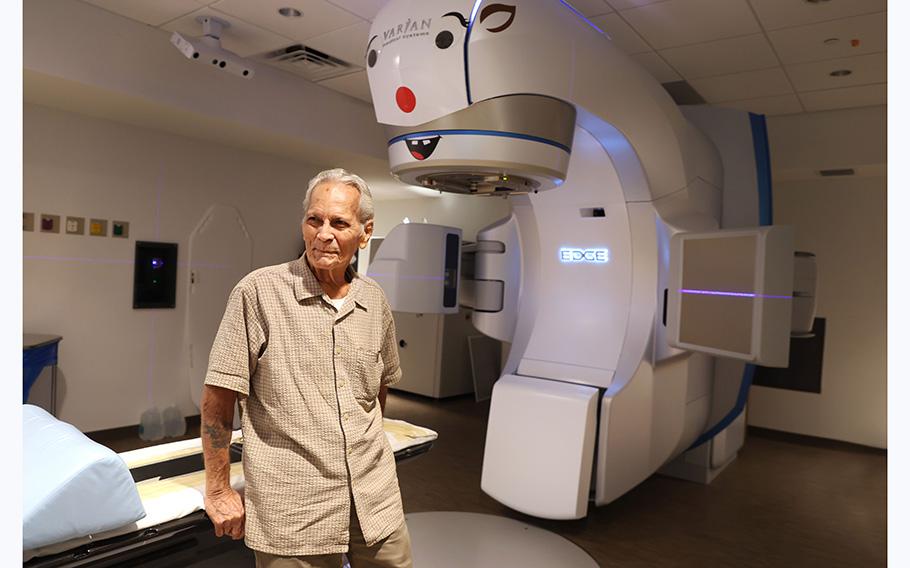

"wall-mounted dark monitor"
[133,241,178,309]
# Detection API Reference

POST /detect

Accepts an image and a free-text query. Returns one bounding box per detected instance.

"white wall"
[747,105,886,448]
[24,103,323,431]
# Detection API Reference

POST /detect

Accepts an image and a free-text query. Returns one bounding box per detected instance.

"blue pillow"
[23,405,146,549]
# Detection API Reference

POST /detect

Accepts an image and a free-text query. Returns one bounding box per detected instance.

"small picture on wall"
[112,221,130,238]
[89,219,108,237]
[66,216,85,235]
[40,214,60,233]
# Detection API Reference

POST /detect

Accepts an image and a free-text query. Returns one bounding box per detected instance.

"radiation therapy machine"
[23,405,437,566]
[365,0,816,520]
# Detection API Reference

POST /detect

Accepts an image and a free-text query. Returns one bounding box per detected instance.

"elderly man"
[201,168,412,568]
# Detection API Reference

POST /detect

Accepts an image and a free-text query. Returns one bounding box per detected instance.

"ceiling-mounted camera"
[170,16,255,79]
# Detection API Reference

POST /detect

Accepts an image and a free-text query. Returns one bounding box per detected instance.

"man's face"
[302,182,373,274]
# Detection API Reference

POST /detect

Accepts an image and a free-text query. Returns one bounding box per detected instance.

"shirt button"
[338,381,346,388]
[335,346,342,355]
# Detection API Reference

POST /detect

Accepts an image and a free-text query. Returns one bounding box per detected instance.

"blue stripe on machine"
[689,364,755,450]
[750,113,773,226]
[389,129,572,154]
[689,113,775,451]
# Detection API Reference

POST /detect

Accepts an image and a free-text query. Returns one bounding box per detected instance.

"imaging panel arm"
[460,240,505,313]
[460,279,503,312]
[367,223,462,314]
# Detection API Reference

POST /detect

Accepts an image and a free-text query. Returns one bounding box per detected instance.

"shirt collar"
[292,256,368,311]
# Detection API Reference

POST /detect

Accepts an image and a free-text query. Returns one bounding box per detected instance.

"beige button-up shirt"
[204,257,404,556]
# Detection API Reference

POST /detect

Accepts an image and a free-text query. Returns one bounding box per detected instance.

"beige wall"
[747,105,886,448]
[23,103,512,433]
[24,103,322,431]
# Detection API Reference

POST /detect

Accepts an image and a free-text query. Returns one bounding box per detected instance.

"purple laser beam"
[680,288,791,300]
[367,273,445,281]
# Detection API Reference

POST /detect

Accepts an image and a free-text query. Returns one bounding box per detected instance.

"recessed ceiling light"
[829,69,852,77]
[279,7,302,17]
[823,37,840,45]
[804,0,831,4]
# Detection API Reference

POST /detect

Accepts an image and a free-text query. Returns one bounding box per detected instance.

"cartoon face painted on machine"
[366,0,518,130]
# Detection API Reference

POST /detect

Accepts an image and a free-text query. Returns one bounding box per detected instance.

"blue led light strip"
[389,129,571,153]
[463,0,483,105]
[558,0,605,34]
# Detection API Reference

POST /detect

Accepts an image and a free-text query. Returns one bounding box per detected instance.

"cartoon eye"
[365,35,379,68]
[435,30,454,49]
[480,4,516,33]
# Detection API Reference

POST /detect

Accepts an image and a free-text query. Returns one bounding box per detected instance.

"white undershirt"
[326,296,346,311]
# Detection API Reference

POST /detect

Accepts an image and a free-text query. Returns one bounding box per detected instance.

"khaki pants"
[254,510,412,568]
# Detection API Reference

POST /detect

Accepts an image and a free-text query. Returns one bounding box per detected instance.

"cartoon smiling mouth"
[407,136,441,160]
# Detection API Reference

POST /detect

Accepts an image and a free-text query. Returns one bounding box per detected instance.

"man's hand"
[205,487,246,540]
[201,385,244,540]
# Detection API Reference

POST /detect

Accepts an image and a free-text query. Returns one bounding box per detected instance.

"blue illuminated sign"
[559,247,610,264]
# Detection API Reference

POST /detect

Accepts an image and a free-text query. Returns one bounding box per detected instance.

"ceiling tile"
[749,0,886,31]
[162,7,293,57]
[304,21,372,66]
[799,83,886,113]
[590,13,652,54]
[629,51,681,83]
[606,0,667,9]
[325,0,386,21]
[785,52,885,92]
[211,0,363,43]
[318,70,372,103]
[659,34,779,79]
[565,0,614,17]
[767,12,886,65]
[716,94,803,116]
[80,0,201,27]
[689,67,793,102]
[619,0,761,50]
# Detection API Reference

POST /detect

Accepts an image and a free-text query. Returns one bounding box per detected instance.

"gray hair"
[302,168,375,225]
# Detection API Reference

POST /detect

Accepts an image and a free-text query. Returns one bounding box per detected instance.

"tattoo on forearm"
[204,423,231,449]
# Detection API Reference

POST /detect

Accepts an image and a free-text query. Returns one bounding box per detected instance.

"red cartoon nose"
[396,86,416,113]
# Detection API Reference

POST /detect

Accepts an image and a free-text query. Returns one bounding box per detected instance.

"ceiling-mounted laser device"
[170,15,255,79]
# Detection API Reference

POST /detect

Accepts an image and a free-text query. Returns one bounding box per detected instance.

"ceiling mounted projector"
[170,15,255,79]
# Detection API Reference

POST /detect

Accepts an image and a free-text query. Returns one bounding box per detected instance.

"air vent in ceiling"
[818,168,855,177]
[255,44,359,82]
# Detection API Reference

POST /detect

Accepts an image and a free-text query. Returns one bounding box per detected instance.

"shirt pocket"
[353,348,383,404]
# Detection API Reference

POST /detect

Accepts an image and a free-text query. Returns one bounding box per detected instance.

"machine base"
[658,442,736,484]
[405,512,598,568]
[658,412,747,484]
